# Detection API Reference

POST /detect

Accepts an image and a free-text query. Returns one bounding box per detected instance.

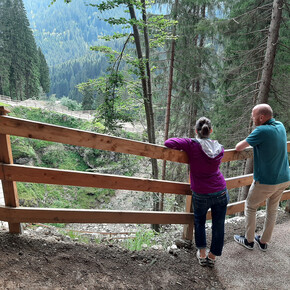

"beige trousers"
[245,180,290,243]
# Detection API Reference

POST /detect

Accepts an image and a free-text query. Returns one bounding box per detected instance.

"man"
[234,103,290,251]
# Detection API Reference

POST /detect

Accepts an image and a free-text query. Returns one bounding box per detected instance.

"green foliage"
[0,0,49,98]
[212,0,281,147]
[45,223,66,228]
[78,72,138,132]
[38,47,50,93]
[11,137,37,161]
[40,144,88,171]
[23,0,128,101]
[17,183,47,207]
[17,182,115,209]
[60,96,82,111]
[124,228,156,251]
[10,106,97,130]
[77,0,178,136]
[61,230,91,243]
[9,105,139,209]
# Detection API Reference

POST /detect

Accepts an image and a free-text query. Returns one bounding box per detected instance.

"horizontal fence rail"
[0,164,255,193]
[1,190,289,224]
[0,107,289,239]
[0,115,254,163]
[0,164,191,195]
[0,206,194,224]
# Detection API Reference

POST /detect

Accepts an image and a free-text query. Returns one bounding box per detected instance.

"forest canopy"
[0,0,50,99]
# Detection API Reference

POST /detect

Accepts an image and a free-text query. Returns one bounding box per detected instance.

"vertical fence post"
[182,194,194,240]
[0,106,22,233]
[285,200,290,213]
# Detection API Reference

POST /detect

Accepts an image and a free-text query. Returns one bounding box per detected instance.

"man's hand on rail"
[235,139,250,151]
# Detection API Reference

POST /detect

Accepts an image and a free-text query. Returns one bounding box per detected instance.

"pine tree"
[0,0,45,99]
[38,47,50,93]
[0,0,10,95]
[214,0,275,146]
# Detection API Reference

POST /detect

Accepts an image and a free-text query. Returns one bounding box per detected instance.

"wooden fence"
[0,106,289,239]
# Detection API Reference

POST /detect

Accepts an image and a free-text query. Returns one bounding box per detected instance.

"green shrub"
[11,137,37,160]
[17,183,46,207]
[60,97,82,111]
[17,182,115,209]
[124,229,156,251]
[30,139,54,151]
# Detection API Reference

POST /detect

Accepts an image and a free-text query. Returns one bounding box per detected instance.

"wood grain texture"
[1,164,255,193]
[0,109,21,233]
[0,116,266,163]
[1,164,191,195]
[0,206,193,224]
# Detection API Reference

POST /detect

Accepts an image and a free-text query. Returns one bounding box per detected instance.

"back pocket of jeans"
[216,192,229,205]
[192,196,207,208]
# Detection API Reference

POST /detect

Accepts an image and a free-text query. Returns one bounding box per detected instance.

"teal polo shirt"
[246,118,290,185]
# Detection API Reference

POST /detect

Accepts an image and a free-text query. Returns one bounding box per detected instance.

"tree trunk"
[257,0,283,104]
[160,0,178,212]
[128,3,159,231]
[140,0,159,231]
[239,0,283,203]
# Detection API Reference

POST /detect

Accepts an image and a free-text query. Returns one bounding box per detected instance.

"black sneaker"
[234,235,254,250]
[254,235,267,252]
[206,256,215,268]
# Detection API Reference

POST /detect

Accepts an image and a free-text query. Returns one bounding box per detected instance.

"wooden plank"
[0,206,193,224]
[0,116,288,164]
[206,190,290,220]
[0,108,21,233]
[281,190,290,201]
[0,135,20,207]
[1,164,257,194]
[222,148,253,162]
[0,106,10,115]
[182,195,194,240]
[2,115,274,163]
[1,164,191,195]
[0,191,288,228]
[225,174,253,189]
[0,116,188,163]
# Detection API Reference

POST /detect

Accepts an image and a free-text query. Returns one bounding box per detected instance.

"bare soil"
[0,209,288,289]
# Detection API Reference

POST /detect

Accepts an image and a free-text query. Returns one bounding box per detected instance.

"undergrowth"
[124,228,156,251]
[8,106,140,210]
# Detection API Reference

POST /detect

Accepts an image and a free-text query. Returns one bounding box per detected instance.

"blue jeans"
[192,190,229,256]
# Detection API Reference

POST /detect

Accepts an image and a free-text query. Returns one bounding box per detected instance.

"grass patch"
[10,136,37,160]
[0,102,11,107]
[124,228,156,251]
[17,182,115,209]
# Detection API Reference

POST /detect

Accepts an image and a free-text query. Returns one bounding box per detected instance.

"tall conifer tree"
[0,0,47,99]
[38,47,50,93]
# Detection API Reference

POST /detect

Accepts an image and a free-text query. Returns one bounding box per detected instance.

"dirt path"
[0,209,288,289]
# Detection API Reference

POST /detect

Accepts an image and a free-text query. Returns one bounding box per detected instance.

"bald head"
[252,104,273,126]
[253,104,273,118]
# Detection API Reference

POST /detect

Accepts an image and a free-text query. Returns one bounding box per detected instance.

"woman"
[164,117,228,267]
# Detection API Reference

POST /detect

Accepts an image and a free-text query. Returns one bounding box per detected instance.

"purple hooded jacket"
[164,138,226,194]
